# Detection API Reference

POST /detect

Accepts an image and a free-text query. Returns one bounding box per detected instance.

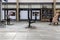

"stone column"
[53,0,56,16]
[16,0,19,21]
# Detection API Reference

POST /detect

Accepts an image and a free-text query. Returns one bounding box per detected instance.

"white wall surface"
[56,0,60,2]
[31,5,42,8]
[20,5,28,8]
[2,0,5,2]
[8,0,16,2]
[2,5,16,8]
[8,5,16,8]
[20,4,52,8]
[56,5,60,8]
[2,0,16,2]
[2,0,60,2]
[19,0,53,3]
[2,4,60,9]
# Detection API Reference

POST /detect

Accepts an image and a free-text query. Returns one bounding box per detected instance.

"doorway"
[32,10,41,21]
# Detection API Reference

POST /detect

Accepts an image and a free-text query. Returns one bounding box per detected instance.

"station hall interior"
[0,0,60,40]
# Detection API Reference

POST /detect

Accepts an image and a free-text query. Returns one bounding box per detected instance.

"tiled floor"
[0,21,60,40]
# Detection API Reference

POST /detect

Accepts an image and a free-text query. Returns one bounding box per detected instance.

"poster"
[8,10,16,19]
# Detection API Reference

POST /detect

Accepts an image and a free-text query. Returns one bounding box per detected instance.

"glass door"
[32,10,40,20]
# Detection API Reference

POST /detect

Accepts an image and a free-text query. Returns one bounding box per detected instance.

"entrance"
[32,10,41,21]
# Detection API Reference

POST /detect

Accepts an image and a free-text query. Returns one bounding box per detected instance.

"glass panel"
[20,10,28,19]
[32,10,40,20]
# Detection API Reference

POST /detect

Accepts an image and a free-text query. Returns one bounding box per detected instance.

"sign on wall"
[8,10,16,19]
[32,10,40,20]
